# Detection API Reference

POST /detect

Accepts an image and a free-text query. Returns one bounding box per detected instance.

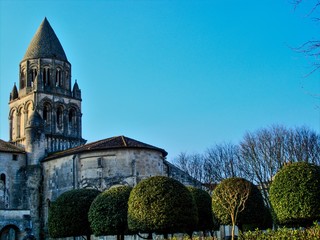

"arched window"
[0,225,19,240]
[18,108,24,138]
[30,68,37,87]
[26,103,33,124]
[43,104,51,124]
[10,109,16,140]
[55,69,62,87]
[68,109,76,126]
[43,107,48,121]
[56,107,63,127]
[20,68,26,89]
[65,70,69,81]
[0,174,5,186]
[43,67,50,86]
[17,112,21,138]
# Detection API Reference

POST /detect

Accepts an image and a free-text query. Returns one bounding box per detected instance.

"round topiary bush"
[88,186,132,236]
[269,162,320,227]
[212,177,267,230]
[48,188,100,238]
[188,186,218,232]
[128,176,198,235]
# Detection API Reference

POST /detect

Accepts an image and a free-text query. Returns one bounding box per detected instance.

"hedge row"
[239,223,320,240]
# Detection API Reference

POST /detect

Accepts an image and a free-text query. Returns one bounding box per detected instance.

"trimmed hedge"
[88,186,132,236]
[48,188,100,238]
[212,177,268,230]
[128,176,198,235]
[269,162,320,227]
[240,223,320,240]
[188,187,218,232]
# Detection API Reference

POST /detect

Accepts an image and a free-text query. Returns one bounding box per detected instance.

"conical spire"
[10,83,18,100]
[73,79,79,91]
[72,80,81,99]
[22,18,68,62]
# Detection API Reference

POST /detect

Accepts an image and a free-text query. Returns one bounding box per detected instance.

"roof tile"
[23,18,68,62]
[43,136,167,161]
[0,139,25,153]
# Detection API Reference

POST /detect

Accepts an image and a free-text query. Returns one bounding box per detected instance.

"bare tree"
[203,143,248,184]
[240,125,320,207]
[286,126,320,164]
[173,125,320,207]
[292,0,320,77]
[174,152,205,182]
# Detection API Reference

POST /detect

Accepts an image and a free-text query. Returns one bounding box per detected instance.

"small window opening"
[43,68,50,86]
[0,174,5,186]
[55,69,62,87]
[43,68,46,85]
[12,154,18,161]
[43,105,51,124]
[68,109,76,126]
[97,158,102,168]
[20,69,26,88]
[30,68,37,87]
[43,107,48,121]
[57,108,63,127]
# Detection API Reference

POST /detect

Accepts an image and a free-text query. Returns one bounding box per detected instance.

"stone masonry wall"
[0,152,26,209]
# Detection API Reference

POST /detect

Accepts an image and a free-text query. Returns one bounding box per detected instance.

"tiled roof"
[43,136,168,161]
[23,18,68,62]
[0,139,25,153]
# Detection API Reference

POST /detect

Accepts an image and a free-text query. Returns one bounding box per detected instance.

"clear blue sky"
[0,0,319,161]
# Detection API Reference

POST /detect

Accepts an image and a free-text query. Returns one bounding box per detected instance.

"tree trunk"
[231,214,235,240]
[86,234,91,240]
[231,223,235,240]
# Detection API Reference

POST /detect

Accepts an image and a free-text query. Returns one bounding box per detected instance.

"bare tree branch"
[291,1,320,76]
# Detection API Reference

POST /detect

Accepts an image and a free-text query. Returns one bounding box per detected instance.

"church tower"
[9,18,86,163]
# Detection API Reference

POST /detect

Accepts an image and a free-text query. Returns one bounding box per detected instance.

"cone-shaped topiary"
[128,176,198,235]
[269,162,320,227]
[48,188,100,238]
[88,186,132,237]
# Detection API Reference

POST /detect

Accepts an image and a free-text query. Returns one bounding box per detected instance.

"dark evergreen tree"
[128,176,198,237]
[188,186,218,234]
[88,186,132,240]
[48,188,100,239]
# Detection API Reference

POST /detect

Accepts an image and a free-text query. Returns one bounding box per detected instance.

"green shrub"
[239,223,320,240]
[188,187,218,232]
[48,188,100,238]
[88,186,132,236]
[269,162,320,227]
[128,176,198,235]
[242,206,273,231]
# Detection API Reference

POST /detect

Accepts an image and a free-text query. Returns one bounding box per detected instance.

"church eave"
[42,136,168,162]
[0,139,25,153]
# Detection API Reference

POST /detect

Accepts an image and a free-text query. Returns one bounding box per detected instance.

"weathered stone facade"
[9,18,85,158]
[0,18,201,240]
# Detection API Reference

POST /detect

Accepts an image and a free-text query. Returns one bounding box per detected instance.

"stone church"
[0,18,199,240]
